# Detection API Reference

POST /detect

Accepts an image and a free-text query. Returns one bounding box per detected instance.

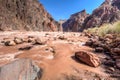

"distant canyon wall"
[63,0,120,32]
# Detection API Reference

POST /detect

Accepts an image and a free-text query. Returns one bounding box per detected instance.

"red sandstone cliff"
[0,0,60,31]
[63,0,120,32]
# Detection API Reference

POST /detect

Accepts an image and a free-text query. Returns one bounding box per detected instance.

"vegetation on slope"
[84,21,120,37]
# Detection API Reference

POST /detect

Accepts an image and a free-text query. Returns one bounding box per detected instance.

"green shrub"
[84,21,120,37]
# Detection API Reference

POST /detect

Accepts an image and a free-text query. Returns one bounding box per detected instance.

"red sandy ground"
[0,31,115,80]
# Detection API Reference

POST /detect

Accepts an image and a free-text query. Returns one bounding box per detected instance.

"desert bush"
[84,21,120,37]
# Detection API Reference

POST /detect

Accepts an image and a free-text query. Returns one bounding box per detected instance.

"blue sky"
[39,0,104,21]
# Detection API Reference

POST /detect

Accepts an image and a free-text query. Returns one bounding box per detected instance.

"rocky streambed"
[0,31,119,80]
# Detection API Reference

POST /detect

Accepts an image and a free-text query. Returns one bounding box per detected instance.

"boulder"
[92,41,101,48]
[95,47,104,52]
[0,58,42,80]
[19,45,33,51]
[85,41,93,46]
[105,38,112,44]
[116,59,120,69]
[28,38,36,43]
[34,38,46,45]
[44,47,55,53]
[104,60,115,67]
[23,38,29,42]
[85,38,100,47]
[84,32,92,38]
[4,40,16,46]
[113,55,120,59]
[75,51,101,67]
[114,38,120,42]
[14,37,23,44]
[101,44,110,52]
[111,48,120,55]
[105,34,114,39]
[58,35,67,40]
[98,36,105,41]
[28,36,35,38]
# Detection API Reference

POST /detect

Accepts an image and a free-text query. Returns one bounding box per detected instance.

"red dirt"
[0,31,115,80]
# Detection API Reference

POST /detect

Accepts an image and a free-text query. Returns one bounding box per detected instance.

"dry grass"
[84,21,120,37]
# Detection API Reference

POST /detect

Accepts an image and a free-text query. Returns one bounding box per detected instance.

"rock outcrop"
[0,58,42,80]
[63,0,120,32]
[0,0,60,31]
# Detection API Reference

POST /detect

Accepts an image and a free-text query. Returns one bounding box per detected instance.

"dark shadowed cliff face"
[63,0,120,32]
[0,0,60,31]
[63,10,89,32]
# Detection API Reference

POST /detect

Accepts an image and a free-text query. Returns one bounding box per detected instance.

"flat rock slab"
[0,58,41,80]
[75,51,101,67]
